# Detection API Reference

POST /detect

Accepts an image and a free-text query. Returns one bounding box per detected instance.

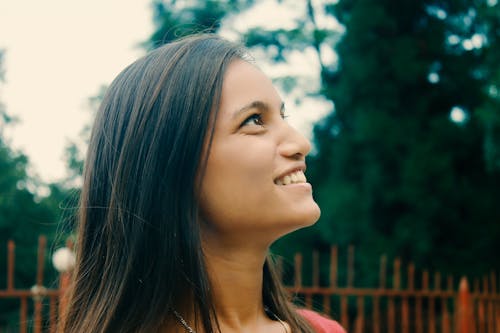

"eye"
[241,113,264,127]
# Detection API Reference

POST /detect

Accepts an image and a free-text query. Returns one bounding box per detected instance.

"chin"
[260,208,321,246]
[303,205,321,226]
[284,203,321,231]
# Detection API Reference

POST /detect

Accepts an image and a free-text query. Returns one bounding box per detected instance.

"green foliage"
[0,51,74,330]
[0,130,67,328]
[146,0,256,48]
[306,0,500,283]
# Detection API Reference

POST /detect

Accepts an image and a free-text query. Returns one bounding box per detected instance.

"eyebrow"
[232,100,285,119]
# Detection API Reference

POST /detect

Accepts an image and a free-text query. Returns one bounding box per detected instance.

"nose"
[277,123,311,160]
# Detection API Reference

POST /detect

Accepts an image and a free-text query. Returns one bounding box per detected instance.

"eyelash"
[241,111,288,127]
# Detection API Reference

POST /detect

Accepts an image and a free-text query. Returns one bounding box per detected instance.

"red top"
[298,309,346,333]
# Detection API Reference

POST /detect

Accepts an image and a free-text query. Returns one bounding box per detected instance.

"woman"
[63,34,344,333]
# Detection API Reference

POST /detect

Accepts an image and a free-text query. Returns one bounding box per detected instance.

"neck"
[202,233,270,331]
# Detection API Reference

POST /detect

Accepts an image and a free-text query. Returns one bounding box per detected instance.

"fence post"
[7,240,15,290]
[33,235,47,333]
[57,271,71,331]
[456,277,474,333]
[57,238,75,332]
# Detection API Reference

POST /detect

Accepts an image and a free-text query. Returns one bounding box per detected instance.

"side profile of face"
[199,60,321,245]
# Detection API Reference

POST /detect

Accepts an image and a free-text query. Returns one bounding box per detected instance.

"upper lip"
[274,162,307,181]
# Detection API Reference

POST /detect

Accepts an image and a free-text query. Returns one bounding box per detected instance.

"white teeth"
[298,172,306,182]
[275,170,307,185]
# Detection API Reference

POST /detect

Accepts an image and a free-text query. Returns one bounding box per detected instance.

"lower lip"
[276,182,312,191]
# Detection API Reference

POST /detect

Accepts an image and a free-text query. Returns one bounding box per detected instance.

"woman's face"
[199,60,320,243]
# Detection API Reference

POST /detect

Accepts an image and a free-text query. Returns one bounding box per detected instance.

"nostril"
[278,134,310,159]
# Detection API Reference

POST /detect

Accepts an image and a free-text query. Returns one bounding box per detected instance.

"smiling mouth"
[274,170,307,186]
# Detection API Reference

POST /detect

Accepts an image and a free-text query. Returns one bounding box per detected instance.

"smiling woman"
[62,34,344,333]
[199,60,320,241]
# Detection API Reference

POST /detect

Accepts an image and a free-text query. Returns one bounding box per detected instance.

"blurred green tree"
[0,50,73,330]
[146,0,255,48]
[306,0,500,285]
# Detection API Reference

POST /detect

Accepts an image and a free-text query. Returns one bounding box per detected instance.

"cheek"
[199,143,275,228]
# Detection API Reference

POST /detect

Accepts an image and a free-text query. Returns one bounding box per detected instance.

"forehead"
[218,60,281,118]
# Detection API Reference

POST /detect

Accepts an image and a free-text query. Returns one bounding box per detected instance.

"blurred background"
[1,0,499,330]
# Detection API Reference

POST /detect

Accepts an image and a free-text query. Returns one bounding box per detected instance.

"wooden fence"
[1,237,499,332]
[283,245,500,333]
[0,236,69,333]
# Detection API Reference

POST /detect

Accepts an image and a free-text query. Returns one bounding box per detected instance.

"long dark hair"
[63,34,315,333]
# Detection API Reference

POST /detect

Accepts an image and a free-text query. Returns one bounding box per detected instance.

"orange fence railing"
[283,246,499,333]
[1,238,499,332]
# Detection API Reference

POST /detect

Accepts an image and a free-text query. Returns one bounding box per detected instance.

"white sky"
[0,0,337,184]
[0,0,154,182]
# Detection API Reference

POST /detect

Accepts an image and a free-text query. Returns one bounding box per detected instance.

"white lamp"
[52,247,75,273]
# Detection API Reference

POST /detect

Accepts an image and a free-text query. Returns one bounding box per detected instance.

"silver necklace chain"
[174,310,196,333]
[173,310,196,333]
[173,308,288,333]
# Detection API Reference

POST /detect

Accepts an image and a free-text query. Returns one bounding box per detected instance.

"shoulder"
[297,309,346,333]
